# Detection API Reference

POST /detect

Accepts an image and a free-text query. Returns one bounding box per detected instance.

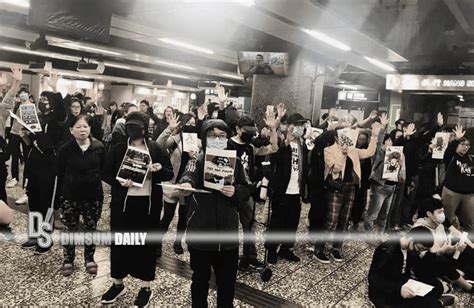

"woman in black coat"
[101,111,173,307]
[57,114,105,277]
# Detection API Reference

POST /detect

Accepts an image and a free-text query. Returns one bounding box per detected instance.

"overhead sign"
[386,74,474,91]
[337,91,380,102]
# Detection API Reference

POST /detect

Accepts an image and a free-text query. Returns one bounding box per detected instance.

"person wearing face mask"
[18,73,67,254]
[264,113,309,264]
[228,114,279,270]
[176,119,250,308]
[368,226,457,307]
[363,114,406,235]
[315,120,380,263]
[101,111,173,306]
[442,125,474,231]
[7,87,33,191]
[156,113,201,255]
[413,197,474,286]
[57,115,105,277]
[111,103,139,147]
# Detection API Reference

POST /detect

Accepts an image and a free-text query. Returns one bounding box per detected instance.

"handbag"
[324,166,343,192]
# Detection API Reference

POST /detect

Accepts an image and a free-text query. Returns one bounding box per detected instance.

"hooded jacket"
[58,137,105,202]
[179,119,250,251]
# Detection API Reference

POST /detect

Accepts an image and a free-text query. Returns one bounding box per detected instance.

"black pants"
[160,200,187,243]
[401,175,419,225]
[413,252,461,283]
[8,134,28,184]
[266,194,301,251]
[189,248,238,308]
[455,246,474,279]
[351,185,368,225]
[237,197,257,259]
[308,189,326,244]
[0,162,7,203]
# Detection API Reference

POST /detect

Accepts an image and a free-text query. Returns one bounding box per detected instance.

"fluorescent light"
[302,28,351,51]
[1,45,52,57]
[155,60,195,70]
[205,80,236,86]
[364,56,396,72]
[341,84,358,90]
[220,73,242,80]
[159,38,214,55]
[160,72,190,79]
[1,0,29,8]
[457,95,463,98]
[62,43,123,56]
[183,0,254,5]
[105,62,131,69]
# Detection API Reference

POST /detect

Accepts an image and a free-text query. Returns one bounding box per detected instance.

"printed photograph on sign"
[382,146,404,182]
[431,132,450,159]
[304,127,323,150]
[203,148,237,190]
[337,127,359,148]
[116,146,152,187]
[19,104,42,133]
[182,132,198,153]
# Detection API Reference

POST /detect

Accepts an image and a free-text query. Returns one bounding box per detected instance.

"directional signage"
[337,91,380,102]
[386,74,474,91]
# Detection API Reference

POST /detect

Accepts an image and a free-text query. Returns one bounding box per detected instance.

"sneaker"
[173,241,184,255]
[6,178,18,188]
[85,261,98,275]
[101,283,126,304]
[438,294,458,306]
[34,245,52,255]
[277,248,300,262]
[331,249,343,262]
[314,249,330,264]
[133,287,153,307]
[0,224,15,241]
[267,249,278,264]
[15,194,28,205]
[21,238,37,249]
[60,263,74,277]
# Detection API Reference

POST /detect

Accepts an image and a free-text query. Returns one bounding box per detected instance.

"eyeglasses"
[207,134,227,140]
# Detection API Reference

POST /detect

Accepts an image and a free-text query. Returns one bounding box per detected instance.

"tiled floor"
[1,182,472,307]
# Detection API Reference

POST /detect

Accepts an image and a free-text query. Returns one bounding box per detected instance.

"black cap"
[287,113,306,125]
[236,116,257,132]
[125,111,148,127]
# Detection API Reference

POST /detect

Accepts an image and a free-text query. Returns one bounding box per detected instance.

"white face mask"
[207,137,228,150]
[434,212,445,224]
[292,126,304,138]
[19,93,29,101]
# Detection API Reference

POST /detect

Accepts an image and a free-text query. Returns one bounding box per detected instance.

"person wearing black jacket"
[368,227,450,307]
[101,111,173,307]
[57,114,105,277]
[265,113,309,264]
[19,73,67,254]
[177,119,250,308]
[0,135,10,203]
[442,125,474,231]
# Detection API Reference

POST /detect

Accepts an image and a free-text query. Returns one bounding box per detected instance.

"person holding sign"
[101,111,173,307]
[19,73,68,254]
[176,119,250,308]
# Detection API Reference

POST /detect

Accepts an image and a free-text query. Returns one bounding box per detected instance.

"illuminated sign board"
[337,91,380,102]
[386,74,474,91]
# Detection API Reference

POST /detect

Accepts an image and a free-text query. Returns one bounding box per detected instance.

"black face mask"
[241,132,254,143]
[126,124,144,140]
[182,125,197,133]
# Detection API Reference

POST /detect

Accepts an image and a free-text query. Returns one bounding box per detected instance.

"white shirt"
[286,141,300,194]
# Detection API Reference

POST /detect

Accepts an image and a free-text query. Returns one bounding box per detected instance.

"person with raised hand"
[441,124,474,231]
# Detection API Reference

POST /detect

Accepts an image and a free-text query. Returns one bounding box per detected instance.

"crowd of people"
[0,65,473,307]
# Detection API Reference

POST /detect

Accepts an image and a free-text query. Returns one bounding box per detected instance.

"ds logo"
[28,208,53,248]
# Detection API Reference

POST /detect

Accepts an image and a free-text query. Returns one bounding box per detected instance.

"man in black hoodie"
[177,119,250,308]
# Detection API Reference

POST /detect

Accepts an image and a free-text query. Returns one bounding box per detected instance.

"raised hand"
[197,104,207,120]
[369,110,378,119]
[264,110,278,130]
[372,121,382,137]
[46,72,60,92]
[437,112,444,127]
[168,112,181,131]
[0,72,7,86]
[453,125,465,140]
[67,80,77,94]
[276,103,287,120]
[216,84,228,103]
[380,112,389,126]
[404,123,416,137]
[95,106,105,115]
[10,65,23,82]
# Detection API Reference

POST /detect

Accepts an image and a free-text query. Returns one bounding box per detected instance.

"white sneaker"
[15,194,28,204]
[6,179,18,188]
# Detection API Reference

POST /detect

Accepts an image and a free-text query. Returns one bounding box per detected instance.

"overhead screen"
[27,0,112,43]
[238,51,289,76]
